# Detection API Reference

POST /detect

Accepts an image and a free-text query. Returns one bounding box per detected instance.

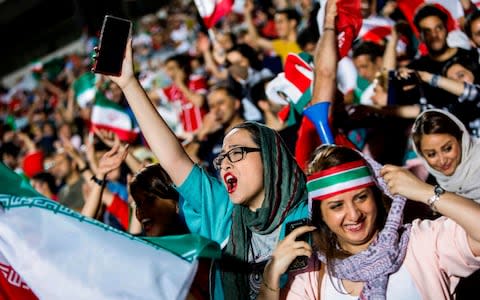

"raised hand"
[196,32,211,53]
[99,38,135,89]
[97,141,129,178]
[93,128,119,148]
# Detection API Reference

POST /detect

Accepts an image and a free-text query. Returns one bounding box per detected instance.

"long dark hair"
[129,163,179,203]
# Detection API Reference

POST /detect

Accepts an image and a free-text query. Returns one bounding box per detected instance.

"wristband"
[90,175,107,187]
[323,27,335,32]
[430,74,440,88]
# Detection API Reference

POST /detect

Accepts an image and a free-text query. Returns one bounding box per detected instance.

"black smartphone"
[92,15,132,76]
[285,218,310,271]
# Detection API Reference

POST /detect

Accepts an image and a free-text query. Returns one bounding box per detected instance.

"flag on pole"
[90,92,139,143]
[0,162,220,300]
[193,0,233,28]
[72,72,97,109]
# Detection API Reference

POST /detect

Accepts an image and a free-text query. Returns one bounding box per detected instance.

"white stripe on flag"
[77,88,96,108]
[91,105,132,131]
[0,195,197,300]
[309,177,373,199]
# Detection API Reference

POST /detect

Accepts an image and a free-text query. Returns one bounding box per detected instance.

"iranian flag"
[193,0,233,28]
[0,162,220,300]
[90,92,139,143]
[73,72,97,109]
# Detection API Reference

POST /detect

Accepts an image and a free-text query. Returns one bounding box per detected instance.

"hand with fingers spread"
[93,128,120,149]
[96,141,129,179]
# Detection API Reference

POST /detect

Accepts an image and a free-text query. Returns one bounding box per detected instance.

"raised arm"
[417,71,468,97]
[311,0,338,104]
[104,39,194,186]
[382,25,398,71]
[244,0,273,51]
[81,141,128,218]
[381,164,480,256]
[93,128,143,174]
[197,32,228,82]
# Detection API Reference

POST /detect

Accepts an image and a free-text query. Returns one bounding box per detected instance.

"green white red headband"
[307,160,375,201]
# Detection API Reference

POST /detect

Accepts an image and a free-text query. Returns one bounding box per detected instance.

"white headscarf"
[412,109,480,202]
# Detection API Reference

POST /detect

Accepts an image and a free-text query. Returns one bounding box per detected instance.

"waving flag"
[317,0,363,58]
[266,52,314,119]
[73,72,97,109]
[90,92,139,143]
[397,0,459,36]
[0,253,37,300]
[0,162,220,300]
[193,0,233,28]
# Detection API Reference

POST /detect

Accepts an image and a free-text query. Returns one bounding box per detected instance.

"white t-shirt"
[323,263,422,300]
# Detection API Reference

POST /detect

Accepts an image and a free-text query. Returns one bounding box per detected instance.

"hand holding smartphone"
[92,15,132,76]
[285,218,311,271]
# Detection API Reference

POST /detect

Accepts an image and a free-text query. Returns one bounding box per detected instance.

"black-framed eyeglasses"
[213,147,261,170]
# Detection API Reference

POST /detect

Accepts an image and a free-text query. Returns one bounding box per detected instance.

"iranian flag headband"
[307,160,375,201]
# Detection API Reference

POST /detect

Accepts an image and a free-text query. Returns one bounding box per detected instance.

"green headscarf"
[221,121,307,299]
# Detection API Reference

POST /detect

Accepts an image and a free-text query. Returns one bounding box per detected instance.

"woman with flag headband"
[259,143,480,299]
[256,0,480,298]
[103,15,308,300]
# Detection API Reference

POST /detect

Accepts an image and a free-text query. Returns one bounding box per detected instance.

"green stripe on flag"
[0,162,40,198]
[94,92,125,111]
[307,166,371,191]
[73,72,97,108]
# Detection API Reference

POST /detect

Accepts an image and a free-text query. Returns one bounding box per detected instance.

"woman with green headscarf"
[106,37,308,299]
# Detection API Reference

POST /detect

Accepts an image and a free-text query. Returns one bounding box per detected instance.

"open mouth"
[224,172,238,193]
[344,222,364,232]
[441,163,451,171]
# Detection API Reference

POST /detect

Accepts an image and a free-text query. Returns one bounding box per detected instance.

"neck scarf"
[221,121,308,300]
[310,152,411,300]
[413,109,480,202]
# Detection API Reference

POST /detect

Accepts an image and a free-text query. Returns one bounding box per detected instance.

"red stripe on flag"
[311,182,376,201]
[397,0,424,36]
[0,262,38,300]
[201,0,233,28]
[90,124,139,143]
